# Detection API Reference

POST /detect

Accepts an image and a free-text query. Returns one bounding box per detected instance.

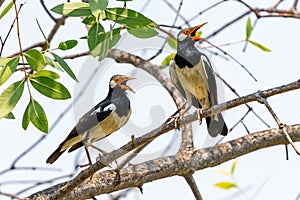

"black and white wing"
[61,99,116,151]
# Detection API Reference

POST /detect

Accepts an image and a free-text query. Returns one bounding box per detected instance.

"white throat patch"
[178,33,188,42]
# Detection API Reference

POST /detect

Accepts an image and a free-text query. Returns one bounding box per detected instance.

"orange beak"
[119,76,135,93]
[187,22,207,41]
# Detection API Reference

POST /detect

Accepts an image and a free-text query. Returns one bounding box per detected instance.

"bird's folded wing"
[169,61,186,97]
[200,53,219,106]
[64,99,114,142]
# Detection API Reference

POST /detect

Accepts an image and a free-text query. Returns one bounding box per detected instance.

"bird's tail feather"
[206,113,228,137]
[46,145,66,164]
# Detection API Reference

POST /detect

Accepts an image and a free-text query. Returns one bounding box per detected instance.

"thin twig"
[186,0,227,24]
[40,0,58,23]
[273,0,284,9]
[255,90,300,155]
[229,109,251,132]
[291,0,299,12]
[282,126,300,155]
[203,40,257,81]
[206,10,251,40]
[255,91,282,125]
[184,175,203,200]
[0,2,24,57]
[16,174,74,195]
[0,166,60,176]
[47,16,68,47]
[207,60,269,128]
[162,0,190,26]
[0,192,22,200]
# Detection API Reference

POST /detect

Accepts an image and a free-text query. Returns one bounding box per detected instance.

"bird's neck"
[107,86,127,100]
[107,85,130,117]
[176,41,201,67]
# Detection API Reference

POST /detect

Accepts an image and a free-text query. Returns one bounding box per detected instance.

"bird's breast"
[174,63,210,107]
[85,109,132,144]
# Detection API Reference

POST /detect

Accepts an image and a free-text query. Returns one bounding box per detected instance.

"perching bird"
[46,75,135,164]
[170,23,228,137]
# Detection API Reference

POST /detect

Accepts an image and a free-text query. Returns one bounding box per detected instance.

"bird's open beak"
[188,22,207,41]
[119,76,135,93]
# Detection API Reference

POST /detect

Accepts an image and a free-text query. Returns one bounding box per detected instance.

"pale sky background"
[1,0,300,199]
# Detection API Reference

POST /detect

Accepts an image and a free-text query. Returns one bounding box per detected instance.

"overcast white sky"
[1,0,300,199]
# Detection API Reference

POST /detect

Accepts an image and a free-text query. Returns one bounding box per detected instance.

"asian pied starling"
[46,75,135,164]
[170,23,228,137]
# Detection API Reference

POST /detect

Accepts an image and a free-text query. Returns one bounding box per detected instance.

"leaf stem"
[13,1,32,97]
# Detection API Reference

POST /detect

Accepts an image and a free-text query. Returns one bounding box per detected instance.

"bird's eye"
[183,30,189,35]
[114,77,120,82]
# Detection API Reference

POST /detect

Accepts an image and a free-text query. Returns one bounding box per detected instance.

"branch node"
[138,185,143,194]
[255,90,282,126]
[113,170,121,186]
[131,135,136,148]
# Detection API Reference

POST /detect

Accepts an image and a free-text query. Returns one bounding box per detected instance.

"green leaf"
[162,53,176,66]
[4,112,15,119]
[231,159,238,174]
[34,70,60,79]
[196,31,202,38]
[24,49,46,72]
[0,56,19,86]
[216,169,231,176]
[249,40,271,52]
[90,36,109,59]
[58,40,78,51]
[96,37,110,61]
[105,8,158,28]
[90,28,121,58]
[89,0,109,17]
[127,27,158,38]
[0,57,12,66]
[82,15,97,25]
[0,0,14,20]
[30,76,71,100]
[51,2,91,17]
[167,37,177,49]
[28,99,48,133]
[22,103,30,130]
[36,19,50,48]
[214,182,237,190]
[44,55,62,71]
[0,80,24,119]
[87,23,105,52]
[51,52,78,82]
[107,27,122,48]
[246,17,252,39]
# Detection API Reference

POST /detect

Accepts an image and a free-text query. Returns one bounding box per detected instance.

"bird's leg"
[78,146,93,168]
[197,109,203,125]
[165,102,189,130]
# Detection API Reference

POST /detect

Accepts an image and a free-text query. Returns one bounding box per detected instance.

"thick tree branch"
[26,123,300,200]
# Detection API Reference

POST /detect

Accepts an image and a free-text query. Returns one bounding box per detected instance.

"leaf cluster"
[51,2,159,60]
